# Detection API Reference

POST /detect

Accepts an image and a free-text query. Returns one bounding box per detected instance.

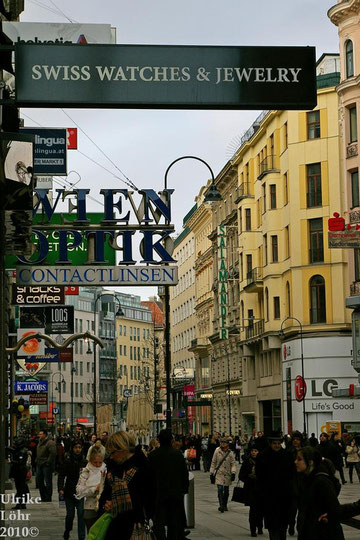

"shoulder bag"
[210,450,230,484]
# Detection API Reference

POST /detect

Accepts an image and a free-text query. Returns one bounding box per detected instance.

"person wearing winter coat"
[345,438,360,483]
[255,432,293,540]
[8,437,30,509]
[76,446,106,531]
[36,429,56,502]
[97,431,155,540]
[330,432,346,485]
[85,438,106,461]
[295,446,344,540]
[58,440,87,540]
[209,437,237,513]
[239,448,263,537]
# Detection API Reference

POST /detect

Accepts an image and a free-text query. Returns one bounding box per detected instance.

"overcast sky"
[19,0,339,299]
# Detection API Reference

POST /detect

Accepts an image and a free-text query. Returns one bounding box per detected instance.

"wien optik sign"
[14,44,316,110]
[15,187,178,286]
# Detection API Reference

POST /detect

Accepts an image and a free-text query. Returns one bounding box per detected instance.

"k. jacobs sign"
[14,44,316,110]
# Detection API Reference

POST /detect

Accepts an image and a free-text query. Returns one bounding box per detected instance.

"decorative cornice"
[328,0,360,26]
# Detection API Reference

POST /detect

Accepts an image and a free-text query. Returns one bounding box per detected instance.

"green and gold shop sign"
[218,225,228,340]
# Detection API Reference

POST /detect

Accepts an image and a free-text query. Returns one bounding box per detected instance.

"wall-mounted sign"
[29,393,47,405]
[328,212,360,248]
[295,375,307,403]
[65,286,79,295]
[20,305,74,334]
[15,380,48,393]
[67,128,77,150]
[35,347,73,362]
[17,328,45,357]
[183,385,195,397]
[14,44,316,110]
[12,285,65,305]
[21,128,67,175]
[218,225,228,339]
[17,358,46,376]
[17,265,178,286]
[4,22,114,45]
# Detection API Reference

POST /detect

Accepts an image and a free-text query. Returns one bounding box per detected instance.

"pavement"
[2,468,360,539]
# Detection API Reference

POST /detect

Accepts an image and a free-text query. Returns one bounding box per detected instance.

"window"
[80,362,83,376]
[130,346,133,361]
[75,383,78,398]
[346,40,354,78]
[262,184,266,213]
[307,110,320,139]
[310,275,326,323]
[87,362,90,373]
[246,254,252,277]
[119,325,122,336]
[264,234,268,265]
[286,282,291,317]
[80,383,83,398]
[349,106,358,143]
[285,226,290,258]
[307,163,322,207]
[355,249,360,282]
[130,327,133,340]
[351,170,359,208]
[119,344,122,355]
[79,340,83,355]
[265,288,269,321]
[245,208,251,231]
[239,207,242,233]
[309,218,324,263]
[270,185,276,209]
[284,172,288,205]
[273,297,280,319]
[271,235,278,262]
[284,122,288,149]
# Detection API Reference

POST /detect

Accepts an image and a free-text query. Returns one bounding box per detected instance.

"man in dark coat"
[317,433,342,476]
[36,429,56,502]
[148,429,189,540]
[8,437,30,509]
[256,431,294,540]
[58,440,87,540]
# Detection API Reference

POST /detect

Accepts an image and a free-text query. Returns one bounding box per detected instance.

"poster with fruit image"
[17,328,45,357]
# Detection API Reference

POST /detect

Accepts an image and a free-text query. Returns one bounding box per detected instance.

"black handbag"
[231,483,245,503]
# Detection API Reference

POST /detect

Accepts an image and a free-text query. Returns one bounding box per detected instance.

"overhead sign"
[30,347,73,363]
[17,328,45,357]
[12,285,65,305]
[3,22,115,45]
[15,380,48,393]
[17,358,46,376]
[21,128,67,175]
[17,265,178,286]
[20,305,74,334]
[14,44,316,110]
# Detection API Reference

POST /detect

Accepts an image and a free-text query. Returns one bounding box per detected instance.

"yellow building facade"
[227,56,354,436]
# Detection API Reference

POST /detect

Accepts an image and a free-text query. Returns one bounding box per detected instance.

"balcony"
[235,182,253,203]
[309,247,324,264]
[258,155,279,179]
[244,267,263,292]
[245,319,264,340]
[350,281,360,296]
[347,143,358,159]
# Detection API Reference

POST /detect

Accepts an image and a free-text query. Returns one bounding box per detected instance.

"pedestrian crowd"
[6,427,360,539]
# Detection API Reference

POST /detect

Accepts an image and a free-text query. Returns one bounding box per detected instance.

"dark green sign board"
[5,213,116,268]
[15,44,316,110]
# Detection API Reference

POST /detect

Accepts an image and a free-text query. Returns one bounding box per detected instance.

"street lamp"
[280,316,307,435]
[93,293,124,435]
[163,156,221,433]
[50,371,64,436]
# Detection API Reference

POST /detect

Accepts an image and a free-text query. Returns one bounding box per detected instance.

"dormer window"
[346,40,354,78]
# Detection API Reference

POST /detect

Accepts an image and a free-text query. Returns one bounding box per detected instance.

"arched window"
[310,275,326,323]
[346,40,354,78]
[286,281,291,317]
[265,287,269,321]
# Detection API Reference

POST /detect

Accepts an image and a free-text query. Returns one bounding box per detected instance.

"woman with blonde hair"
[97,431,155,539]
[76,446,106,532]
[147,438,160,454]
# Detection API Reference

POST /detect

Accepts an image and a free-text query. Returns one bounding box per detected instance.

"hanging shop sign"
[13,187,178,286]
[12,285,65,305]
[16,358,46,376]
[16,328,45,357]
[218,225,228,339]
[19,305,74,334]
[14,380,48,393]
[14,44,316,110]
[328,212,360,248]
[21,128,67,175]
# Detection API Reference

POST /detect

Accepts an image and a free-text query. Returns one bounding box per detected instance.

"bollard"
[185,472,195,528]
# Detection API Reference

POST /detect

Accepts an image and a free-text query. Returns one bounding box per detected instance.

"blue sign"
[53,407,59,415]
[15,380,48,393]
[21,128,67,175]
[27,347,60,363]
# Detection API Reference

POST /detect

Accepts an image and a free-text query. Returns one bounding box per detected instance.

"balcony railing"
[245,319,264,340]
[350,281,360,296]
[246,267,263,288]
[309,247,324,264]
[235,182,253,202]
[258,155,278,178]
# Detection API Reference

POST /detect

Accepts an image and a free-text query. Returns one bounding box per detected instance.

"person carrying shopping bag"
[209,437,237,513]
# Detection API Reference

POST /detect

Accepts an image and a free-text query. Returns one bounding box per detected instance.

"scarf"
[110,467,137,517]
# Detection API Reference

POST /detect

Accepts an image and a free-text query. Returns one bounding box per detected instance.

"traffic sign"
[53,407,59,415]
[123,389,132,398]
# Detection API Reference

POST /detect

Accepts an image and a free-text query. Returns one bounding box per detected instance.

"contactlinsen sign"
[218,226,228,339]
[14,44,316,110]
[15,188,178,286]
